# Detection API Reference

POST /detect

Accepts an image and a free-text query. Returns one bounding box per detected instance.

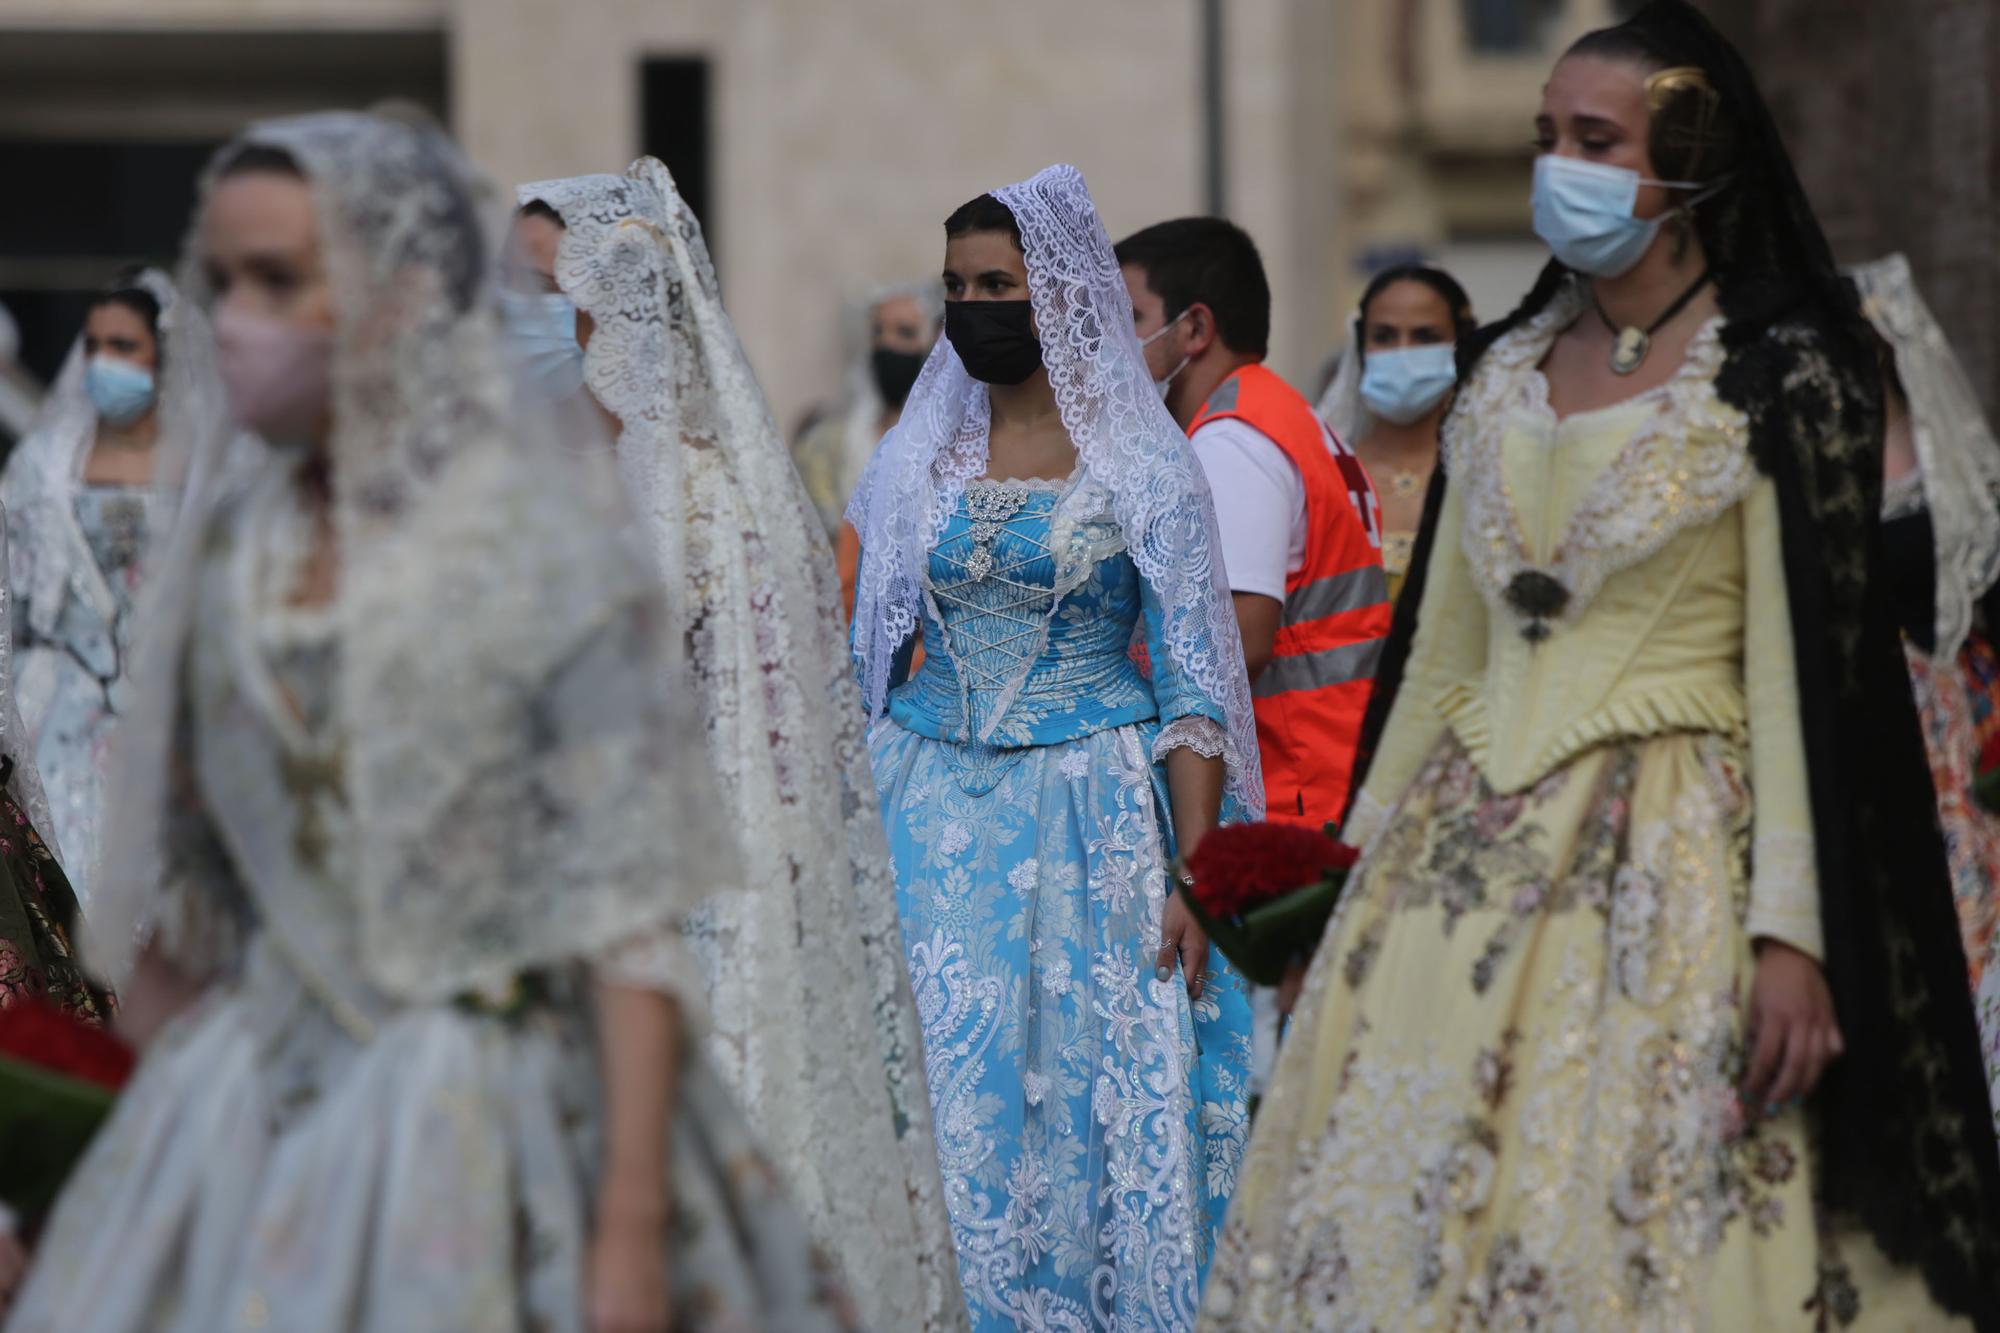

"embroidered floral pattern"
[1203,731,1915,1330]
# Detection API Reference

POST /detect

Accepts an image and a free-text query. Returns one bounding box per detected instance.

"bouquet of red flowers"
[1179,822,1358,987]
[0,999,134,1218]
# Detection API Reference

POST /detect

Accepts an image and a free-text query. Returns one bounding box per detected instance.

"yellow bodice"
[1350,296,1821,958]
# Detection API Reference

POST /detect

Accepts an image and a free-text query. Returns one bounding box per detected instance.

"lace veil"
[0,268,179,641]
[88,113,732,1004]
[1315,338,1373,445]
[847,164,1264,815]
[516,159,964,1331]
[1851,253,2000,663]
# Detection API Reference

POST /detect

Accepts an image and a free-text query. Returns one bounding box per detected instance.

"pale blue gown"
[869,474,1254,1332]
[13,483,158,905]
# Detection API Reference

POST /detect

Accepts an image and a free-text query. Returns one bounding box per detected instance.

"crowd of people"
[0,1,1997,1328]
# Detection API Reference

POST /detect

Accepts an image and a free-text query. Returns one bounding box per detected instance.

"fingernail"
[1156,965,1172,983]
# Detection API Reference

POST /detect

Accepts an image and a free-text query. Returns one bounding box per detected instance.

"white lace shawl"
[516,160,965,1332]
[0,268,178,640]
[1852,254,2000,663]
[846,164,1264,816]
[88,114,733,1006]
[1315,337,1374,446]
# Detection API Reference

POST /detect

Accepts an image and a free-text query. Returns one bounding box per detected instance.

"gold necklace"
[1383,465,1426,500]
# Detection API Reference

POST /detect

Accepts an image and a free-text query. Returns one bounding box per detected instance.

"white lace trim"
[1747,827,1822,960]
[1448,280,1755,635]
[1151,714,1227,762]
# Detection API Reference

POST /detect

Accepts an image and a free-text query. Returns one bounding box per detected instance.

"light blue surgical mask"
[1360,344,1458,425]
[84,355,157,426]
[1141,308,1193,401]
[1530,155,1721,278]
[499,289,586,399]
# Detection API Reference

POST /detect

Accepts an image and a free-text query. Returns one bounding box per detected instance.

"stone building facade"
[1708,0,2000,412]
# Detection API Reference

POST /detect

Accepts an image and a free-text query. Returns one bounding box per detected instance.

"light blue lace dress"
[869,475,1254,1331]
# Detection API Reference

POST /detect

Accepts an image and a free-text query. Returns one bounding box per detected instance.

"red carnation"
[1185,822,1357,920]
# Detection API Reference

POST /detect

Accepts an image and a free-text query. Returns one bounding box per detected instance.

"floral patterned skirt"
[1202,730,1957,1331]
[0,784,107,1021]
[871,719,1253,1332]
[1904,643,2000,1141]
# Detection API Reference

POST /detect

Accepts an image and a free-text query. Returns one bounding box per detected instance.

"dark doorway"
[639,58,714,260]
[0,27,448,386]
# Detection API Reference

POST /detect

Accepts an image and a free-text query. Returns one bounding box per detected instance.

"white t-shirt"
[1190,417,1308,601]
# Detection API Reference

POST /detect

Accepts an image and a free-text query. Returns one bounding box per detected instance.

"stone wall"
[1711,0,2000,411]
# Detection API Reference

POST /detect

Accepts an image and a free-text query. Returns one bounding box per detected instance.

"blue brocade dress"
[869,475,1253,1331]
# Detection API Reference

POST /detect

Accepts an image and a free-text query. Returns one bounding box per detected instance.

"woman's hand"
[0,1220,29,1318]
[1742,938,1843,1116]
[1158,892,1210,1002]
[588,1206,672,1333]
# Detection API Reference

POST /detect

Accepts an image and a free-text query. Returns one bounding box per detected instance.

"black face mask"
[869,346,927,408]
[944,300,1043,385]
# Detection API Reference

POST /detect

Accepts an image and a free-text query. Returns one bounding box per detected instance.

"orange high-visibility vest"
[1190,364,1390,827]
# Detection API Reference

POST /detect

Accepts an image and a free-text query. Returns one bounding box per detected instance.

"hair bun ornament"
[1644,64,1724,177]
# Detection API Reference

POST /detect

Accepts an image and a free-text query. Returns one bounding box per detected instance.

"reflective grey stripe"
[1252,636,1385,699]
[1202,377,1242,414]
[1282,564,1389,627]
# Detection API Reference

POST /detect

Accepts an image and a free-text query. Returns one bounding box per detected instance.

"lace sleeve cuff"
[593,925,701,996]
[1746,829,1823,961]
[1151,715,1228,763]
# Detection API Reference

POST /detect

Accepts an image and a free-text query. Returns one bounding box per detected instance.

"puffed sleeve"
[1740,476,1824,959]
[1342,476,1488,849]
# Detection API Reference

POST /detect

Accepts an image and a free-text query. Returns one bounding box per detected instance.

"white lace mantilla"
[1448,281,1754,635]
[847,164,1264,818]
[91,114,734,1018]
[517,160,966,1332]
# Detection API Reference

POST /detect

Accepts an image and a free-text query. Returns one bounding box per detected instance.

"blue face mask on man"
[84,356,158,426]
[1530,155,1722,278]
[498,289,586,399]
[1359,344,1458,425]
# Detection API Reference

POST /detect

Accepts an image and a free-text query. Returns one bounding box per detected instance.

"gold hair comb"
[1645,65,1719,116]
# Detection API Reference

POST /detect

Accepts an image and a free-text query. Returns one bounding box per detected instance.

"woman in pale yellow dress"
[1203,3,2000,1328]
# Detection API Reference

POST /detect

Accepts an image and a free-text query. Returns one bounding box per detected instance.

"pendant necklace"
[1593,267,1711,375]
[1383,464,1426,500]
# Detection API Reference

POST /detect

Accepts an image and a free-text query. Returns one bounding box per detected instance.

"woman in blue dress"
[848,164,1259,1331]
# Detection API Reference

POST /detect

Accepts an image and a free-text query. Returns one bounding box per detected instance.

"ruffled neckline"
[1446,277,1754,639]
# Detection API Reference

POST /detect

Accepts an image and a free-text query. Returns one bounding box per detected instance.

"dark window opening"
[1461,0,1562,53]
[640,58,714,262]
